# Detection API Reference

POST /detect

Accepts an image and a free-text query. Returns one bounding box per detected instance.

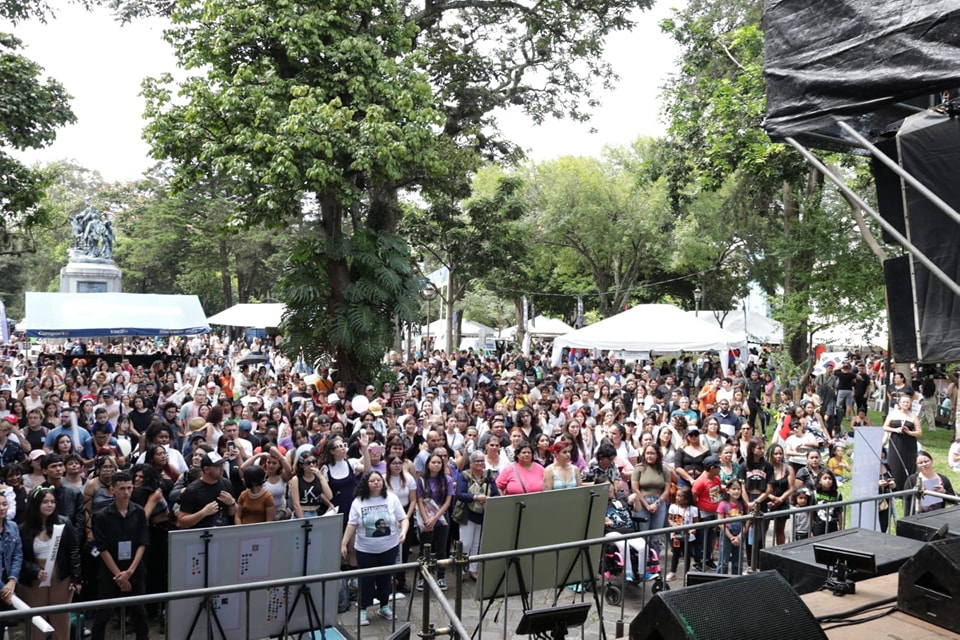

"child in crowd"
[666,488,698,581]
[791,487,813,541]
[812,470,843,536]
[716,479,748,575]
[826,444,851,484]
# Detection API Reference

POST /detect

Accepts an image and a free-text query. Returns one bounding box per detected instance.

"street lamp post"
[419,283,439,356]
[694,286,702,317]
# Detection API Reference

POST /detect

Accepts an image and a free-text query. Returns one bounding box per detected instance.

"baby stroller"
[599,539,665,606]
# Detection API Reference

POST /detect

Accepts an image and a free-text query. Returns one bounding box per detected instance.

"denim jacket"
[0,518,22,584]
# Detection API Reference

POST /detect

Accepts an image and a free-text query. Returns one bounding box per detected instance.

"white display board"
[167,514,343,639]
[476,485,606,601]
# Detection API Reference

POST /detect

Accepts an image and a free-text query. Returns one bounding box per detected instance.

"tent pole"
[784,136,960,299]
[836,120,960,227]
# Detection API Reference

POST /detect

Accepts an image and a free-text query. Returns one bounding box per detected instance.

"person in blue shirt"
[0,492,23,638]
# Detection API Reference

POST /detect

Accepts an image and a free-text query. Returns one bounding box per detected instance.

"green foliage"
[660,0,884,361]
[0,32,76,253]
[280,228,419,383]
[524,144,674,318]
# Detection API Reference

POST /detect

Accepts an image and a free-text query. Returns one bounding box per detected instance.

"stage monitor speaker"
[898,536,960,635]
[629,570,826,640]
[682,571,735,588]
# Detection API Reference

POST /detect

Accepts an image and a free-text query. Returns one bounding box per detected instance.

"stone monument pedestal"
[60,261,123,293]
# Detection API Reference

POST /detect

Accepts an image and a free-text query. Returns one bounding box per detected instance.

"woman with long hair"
[765,443,795,545]
[533,433,554,467]
[341,471,408,625]
[631,444,670,540]
[290,449,334,518]
[416,452,454,590]
[17,486,82,640]
[385,452,417,593]
[903,450,957,515]
[701,416,725,456]
[564,410,594,461]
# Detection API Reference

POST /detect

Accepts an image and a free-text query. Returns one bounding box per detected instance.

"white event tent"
[25,292,209,338]
[687,309,784,344]
[207,303,286,328]
[502,315,576,339]
[551,304,745,370]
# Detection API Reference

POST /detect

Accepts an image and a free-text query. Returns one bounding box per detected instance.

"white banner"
[850,426,885,531]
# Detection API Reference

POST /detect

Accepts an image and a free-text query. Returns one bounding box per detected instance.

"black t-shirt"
[179,477,233,528]
[739,460,774,496]
[834,371,856,391]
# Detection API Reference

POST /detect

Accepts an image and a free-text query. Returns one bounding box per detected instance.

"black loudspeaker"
[884,255,919,362]
[629,570,826,640]
[898,536,960,635]
[873,136,906,245]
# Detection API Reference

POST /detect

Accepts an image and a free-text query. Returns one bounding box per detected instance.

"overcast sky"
[7,3,682,183]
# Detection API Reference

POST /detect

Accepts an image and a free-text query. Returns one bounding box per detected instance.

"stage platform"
[802,573,954,639]
[759,528,924,594]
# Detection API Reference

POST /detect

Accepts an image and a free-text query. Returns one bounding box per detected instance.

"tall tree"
[403,167,527,351]
[142,0,652,384]
[0,1,77,255]
[660,0,884,366]
[524,145,674,318]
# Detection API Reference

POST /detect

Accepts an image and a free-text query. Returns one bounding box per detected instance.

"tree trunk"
[514,297,525,347]
[322,193,364,388]
[445,270,456,355]
[219,238,234,307]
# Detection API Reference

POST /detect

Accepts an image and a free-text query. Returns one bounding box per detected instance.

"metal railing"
[0,487,953,639]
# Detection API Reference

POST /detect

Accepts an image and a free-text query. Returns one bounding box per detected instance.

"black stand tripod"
[185,531,228,640]
[552,490,606,640]
[284,520,327,639]
[472,502,533,639]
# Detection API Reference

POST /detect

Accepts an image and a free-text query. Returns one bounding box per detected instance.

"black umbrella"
[237,353,268,366]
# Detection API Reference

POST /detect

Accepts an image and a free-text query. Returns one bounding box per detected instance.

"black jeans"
[92,573,149,640]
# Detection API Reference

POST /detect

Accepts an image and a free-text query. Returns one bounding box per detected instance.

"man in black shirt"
[92,471,150,640]
[177,452,237,529]
[834,362,857,429]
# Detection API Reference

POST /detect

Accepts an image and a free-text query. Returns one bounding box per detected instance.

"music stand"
[185,531,228,639]
[284,519,326,639]
[516,602,592,640]
[813,543,877,596]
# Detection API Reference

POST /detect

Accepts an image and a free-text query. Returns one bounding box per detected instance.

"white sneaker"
[379,605,395,621]
[359,610,369,626]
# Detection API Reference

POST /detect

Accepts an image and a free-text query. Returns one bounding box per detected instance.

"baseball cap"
[238,419,253,432]
[201,452,229,468]
[368,401,383,416]
[703,455,721,469]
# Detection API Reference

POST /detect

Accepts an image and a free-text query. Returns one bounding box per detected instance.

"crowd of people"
[0,335,956,636]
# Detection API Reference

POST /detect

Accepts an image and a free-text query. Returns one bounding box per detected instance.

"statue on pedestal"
[69,204,115,262]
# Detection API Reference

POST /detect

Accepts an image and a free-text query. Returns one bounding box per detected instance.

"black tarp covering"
[763,0,960,146]
[898,112,960,362]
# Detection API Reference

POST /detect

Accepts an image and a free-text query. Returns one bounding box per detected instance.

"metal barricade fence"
[0,488,950,640]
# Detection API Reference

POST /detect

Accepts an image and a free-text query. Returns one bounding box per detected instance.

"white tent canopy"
[551,304,744,366]
[207,303,286,328]
[25,292,209,338]
[418,318,497,338]
[687,309,784,344]
[502,315,576,338]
